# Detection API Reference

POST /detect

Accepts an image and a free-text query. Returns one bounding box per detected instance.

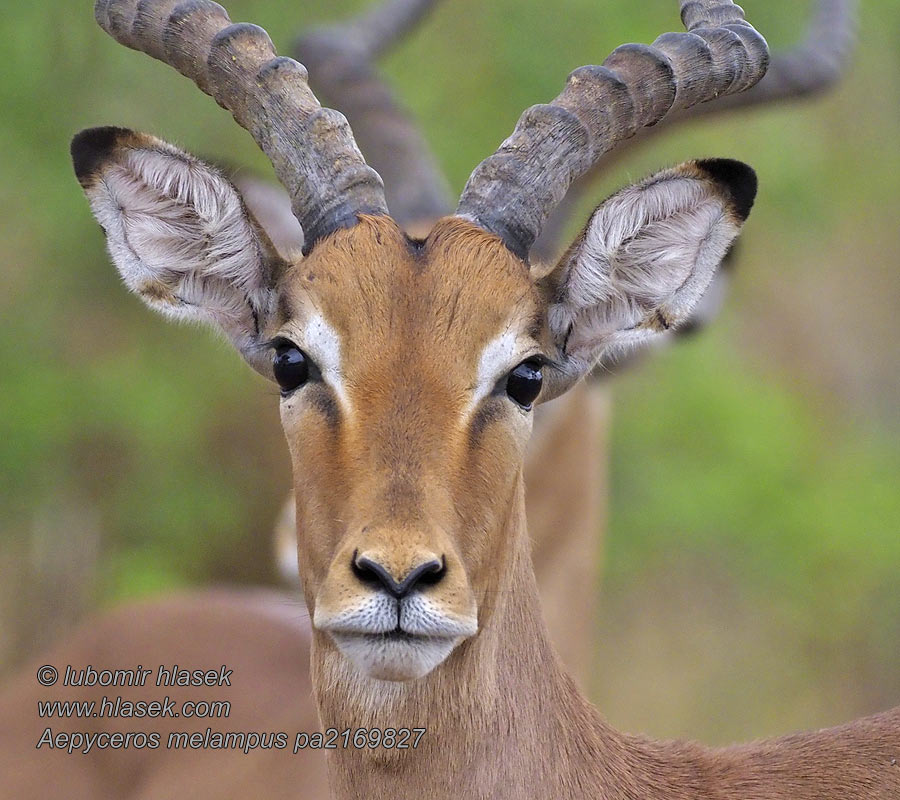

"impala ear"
[540,159,756,400]
[71,127,288,378]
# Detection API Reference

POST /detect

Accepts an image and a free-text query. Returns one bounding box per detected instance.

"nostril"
[350,549,382,587]
[351,551,404,597]
[351,550,447,598]
[416,555,446,587]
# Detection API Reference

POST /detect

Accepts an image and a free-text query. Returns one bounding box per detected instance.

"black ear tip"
[71,126,132,184]
[696,158,758,222]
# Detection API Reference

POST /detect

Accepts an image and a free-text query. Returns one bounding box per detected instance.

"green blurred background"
[1,0,898,745]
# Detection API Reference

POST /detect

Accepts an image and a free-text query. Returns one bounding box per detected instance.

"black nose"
[351,552,446,599]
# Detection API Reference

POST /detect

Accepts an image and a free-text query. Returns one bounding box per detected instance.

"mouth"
[365,628,419,643]
[328,628,463,681]
[313,586,478,680]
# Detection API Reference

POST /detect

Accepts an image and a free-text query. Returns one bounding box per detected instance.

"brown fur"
[275,216,543,615]
[8,209,897,799]
[52,0,885,794]
[0,198,608,800]
[525,382,609,685]
[273,380,609,687]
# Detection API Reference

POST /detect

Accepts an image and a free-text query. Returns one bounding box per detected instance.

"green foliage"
[608,334,900,639]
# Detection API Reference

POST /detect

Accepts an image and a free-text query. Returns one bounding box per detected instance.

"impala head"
[76,0,767,681]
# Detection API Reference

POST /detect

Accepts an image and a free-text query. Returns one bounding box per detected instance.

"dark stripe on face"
[468,400,504,449]
[307,385,341,431]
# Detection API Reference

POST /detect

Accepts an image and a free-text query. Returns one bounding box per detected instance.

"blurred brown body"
[0,590,326,800]
[2,581,899,800]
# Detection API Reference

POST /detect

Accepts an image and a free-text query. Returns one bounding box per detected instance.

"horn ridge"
[455,0,769,259]
[95,0,388,253]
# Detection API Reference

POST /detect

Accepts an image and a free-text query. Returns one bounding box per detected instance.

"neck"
[310,474,669,799]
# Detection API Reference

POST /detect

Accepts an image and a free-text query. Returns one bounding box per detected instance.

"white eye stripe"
[287,313,536,420]
[301,313,350,411]
[464,325,538,419]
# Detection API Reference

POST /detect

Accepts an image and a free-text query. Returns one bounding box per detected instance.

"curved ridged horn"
[530,0,857,264]
[293,0,451,226]
[298,0,441,62]
[94,0,388,254]
[455,0,770,260]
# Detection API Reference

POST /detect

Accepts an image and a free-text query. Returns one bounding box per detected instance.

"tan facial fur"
[273,216,543,680]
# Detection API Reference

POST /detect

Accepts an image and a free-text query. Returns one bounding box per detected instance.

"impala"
[6,0,892,798]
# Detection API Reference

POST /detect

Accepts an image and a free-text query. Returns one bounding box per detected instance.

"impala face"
[272,216,546,679]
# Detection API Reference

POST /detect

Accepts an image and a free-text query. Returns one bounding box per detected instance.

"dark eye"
[273,340,309,394]
[506,360,543,409]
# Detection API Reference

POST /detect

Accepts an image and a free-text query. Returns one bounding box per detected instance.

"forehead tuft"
[277,215,541,360]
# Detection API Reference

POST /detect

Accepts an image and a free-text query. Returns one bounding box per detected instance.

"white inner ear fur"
[86,140,274,364]
[549,169,741,361]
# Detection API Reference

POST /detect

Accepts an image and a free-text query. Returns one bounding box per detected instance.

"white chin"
[330,632,459,681]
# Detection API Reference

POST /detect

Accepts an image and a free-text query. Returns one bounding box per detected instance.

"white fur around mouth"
[329,630,462,681]
[313,592,478,639]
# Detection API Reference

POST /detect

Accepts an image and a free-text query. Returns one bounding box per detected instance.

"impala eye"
[506,360,543,409]
[273,340,309,394]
